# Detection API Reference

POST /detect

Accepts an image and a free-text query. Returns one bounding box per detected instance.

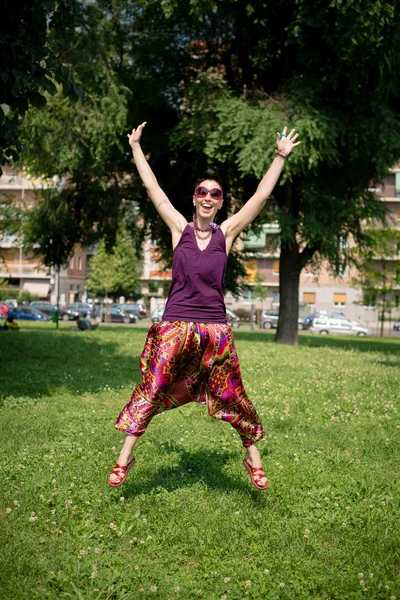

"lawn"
[0,322,399,600]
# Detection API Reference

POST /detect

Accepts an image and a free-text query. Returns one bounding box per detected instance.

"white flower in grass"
[358,573,364,579]
[29,512,37,522]
[359,580,365,586]
[13,500,20,507]
[369,573,374,578]
[385,585,390,590]
[6,507,12,514]
[149,586,157,592]
[279,582,285,588]
[224,577,231,583]
[120,496,125,502]
[143,518,148,524]
[263,569,270,575]
[175,587,181,592]
[390,595,396,600]
[109,522,117,530]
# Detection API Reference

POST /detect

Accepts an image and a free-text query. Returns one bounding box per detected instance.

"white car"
[309,317,370,337]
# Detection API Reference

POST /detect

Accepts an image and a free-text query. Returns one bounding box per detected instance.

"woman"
[109,122,300,490]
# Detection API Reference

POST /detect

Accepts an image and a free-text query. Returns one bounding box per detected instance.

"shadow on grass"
[233,330,400,355]
[0,325,143,402]
[120,448,269,505]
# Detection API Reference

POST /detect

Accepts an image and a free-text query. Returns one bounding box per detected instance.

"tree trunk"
[275,244,302,345]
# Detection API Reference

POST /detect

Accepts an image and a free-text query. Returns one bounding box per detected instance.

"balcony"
[0,263,50,278]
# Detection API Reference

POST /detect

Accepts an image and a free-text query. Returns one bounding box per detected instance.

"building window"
[70,257,74,269]
[363,290,376,307]
[303,292,316,304]
[272,291,280,305]
[273,259,280,274]
[78,257,82,271]
[335,262,347,277]
[333,293,347,306]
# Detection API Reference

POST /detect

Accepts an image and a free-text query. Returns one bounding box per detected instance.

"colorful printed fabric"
[115,321,265,447]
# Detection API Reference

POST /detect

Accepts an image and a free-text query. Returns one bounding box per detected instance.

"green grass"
[0,322,399,600]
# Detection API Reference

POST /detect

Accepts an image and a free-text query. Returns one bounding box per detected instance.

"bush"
[233,307,252,321]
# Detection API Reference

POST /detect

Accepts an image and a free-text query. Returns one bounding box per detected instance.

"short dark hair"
[194,168,224,195]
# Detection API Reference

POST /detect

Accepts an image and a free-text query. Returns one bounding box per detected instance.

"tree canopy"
[86,224,139,299]
[0,0,83,170]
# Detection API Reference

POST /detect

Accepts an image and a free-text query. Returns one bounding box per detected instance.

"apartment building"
[0,166,87,304]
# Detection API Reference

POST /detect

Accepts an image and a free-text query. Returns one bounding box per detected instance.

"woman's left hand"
[276,127,301,155]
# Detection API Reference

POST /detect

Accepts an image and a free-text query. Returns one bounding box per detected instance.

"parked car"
[101,306,137,324]
[30,301,77,321]
[127,303,147,319]
[260,309,305,330]
[3,299,18,310]
[393,321,400,331]
[112,303,147,319]
[309,317,370,336]
[0,302,9,317]
[150,307,165,323]
[66,302,97,319]
[303,311,346,328]
[226,309,240,328]
[9,306,50,321]
[260,309,279,329]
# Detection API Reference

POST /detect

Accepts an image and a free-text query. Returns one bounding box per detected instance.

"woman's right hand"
[127,122,147,147]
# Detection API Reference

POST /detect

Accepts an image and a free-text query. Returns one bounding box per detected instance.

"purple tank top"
[162,224,228,323]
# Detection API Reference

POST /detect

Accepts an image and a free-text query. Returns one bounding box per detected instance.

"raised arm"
[221,127,300,250]
[128,123,187,236]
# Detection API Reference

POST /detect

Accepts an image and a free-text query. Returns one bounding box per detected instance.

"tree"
[352,227,400,336]
[86,225,139,301]
[170,0,400,344]
[0,0,83,171]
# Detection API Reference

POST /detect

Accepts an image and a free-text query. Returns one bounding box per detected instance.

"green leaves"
[86,225,139,298]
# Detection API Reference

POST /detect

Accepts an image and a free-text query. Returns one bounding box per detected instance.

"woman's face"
[193,179,224,221]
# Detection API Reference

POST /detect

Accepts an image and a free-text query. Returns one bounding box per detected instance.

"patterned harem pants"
[115,321,264,447]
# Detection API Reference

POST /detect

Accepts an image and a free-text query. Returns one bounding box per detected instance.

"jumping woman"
[108,123,300,490]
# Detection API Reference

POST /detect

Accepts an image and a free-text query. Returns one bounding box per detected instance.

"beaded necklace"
[192,213,218,232]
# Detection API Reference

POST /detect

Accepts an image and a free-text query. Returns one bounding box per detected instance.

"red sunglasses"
[194,186,223,200]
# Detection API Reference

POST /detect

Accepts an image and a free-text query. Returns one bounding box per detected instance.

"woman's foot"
[108,455,135,487]
[243,445,268,490]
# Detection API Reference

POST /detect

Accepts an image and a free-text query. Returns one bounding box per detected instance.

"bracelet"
[275,150,288,159]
